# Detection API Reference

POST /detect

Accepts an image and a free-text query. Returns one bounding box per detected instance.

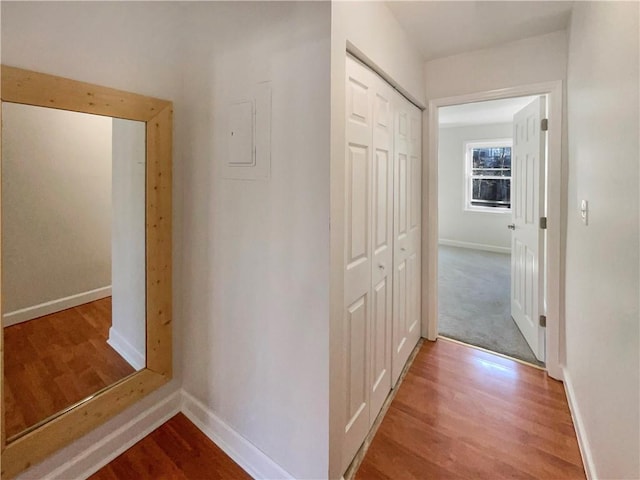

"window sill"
[464,207,511,215]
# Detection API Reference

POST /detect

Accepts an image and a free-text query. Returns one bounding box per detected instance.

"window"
[465,140,512,212]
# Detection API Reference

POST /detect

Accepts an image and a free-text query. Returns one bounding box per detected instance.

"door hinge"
[541,118,549,131]
[540,217,547,229]
[539,315,547,327]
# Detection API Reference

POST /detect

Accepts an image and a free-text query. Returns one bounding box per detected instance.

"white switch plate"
[580,199,588,225]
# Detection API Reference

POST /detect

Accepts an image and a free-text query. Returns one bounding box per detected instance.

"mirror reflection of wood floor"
[3,297,136,439]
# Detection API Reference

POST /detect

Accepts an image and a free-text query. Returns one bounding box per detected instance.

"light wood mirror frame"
[0,65,172,479]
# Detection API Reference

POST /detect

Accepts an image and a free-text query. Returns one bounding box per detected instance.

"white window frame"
[464,139,513,214]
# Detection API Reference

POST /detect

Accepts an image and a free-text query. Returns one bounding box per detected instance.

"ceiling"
[386,1,573,61]
[439,96,539,127]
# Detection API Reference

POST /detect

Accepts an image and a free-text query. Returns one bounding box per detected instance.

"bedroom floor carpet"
[438,245,544,367]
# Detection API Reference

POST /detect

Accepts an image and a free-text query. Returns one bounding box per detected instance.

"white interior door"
[391,95,422,385]
[511,96,546,362]
[343,56,373,466]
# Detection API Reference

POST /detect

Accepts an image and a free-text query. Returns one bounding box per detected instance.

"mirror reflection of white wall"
[1,103,146,438]
[2,104,113,315]
[111,118,146,370]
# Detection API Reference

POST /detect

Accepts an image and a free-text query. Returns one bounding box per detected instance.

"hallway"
[355,339,585,479]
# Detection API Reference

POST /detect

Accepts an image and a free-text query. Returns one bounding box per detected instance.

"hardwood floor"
[87,339,584,480]
[3,298,136,439]
[89,413,251,480]
[355,338,585,479]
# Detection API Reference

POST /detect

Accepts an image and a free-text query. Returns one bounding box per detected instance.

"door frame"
[422,81,564,379]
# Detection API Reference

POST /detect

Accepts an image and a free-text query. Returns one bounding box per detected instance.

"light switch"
[228,101,254,166]
[580,199,588,225]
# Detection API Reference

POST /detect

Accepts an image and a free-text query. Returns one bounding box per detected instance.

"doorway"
[436,95,544,365]
[424,82,564,378]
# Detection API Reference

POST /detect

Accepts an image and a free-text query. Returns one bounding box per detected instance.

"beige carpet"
[438,245,544,366]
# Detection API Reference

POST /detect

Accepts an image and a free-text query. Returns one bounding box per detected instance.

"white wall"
[332,1,425,106]
[179,3,331,479]
[565,2,639,479]
[438,123,512,250]
[1,3,185,477]
[110,118,146,370]
[329,3,425,477]
[425,30,568,100]
[1,103,112,314]
[3,3,334,478]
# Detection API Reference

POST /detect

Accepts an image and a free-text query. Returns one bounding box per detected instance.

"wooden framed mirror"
[0,66,172,479]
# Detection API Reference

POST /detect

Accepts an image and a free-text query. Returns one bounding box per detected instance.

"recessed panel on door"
[347,145,369,269]
[348,78,370,126]
[376,93,390,129]
[371,278,389,391]
[398,154,408,238]
[395,260,408,355]
[410,155,420,231]
[374,149,390,254]
[407,252,419,334]
[399,112,408,138]
[526,153,536,224]
[345,294,368,429]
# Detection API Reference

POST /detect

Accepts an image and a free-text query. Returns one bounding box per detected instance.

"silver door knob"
[507,224,516,230]
[378,264,385,270]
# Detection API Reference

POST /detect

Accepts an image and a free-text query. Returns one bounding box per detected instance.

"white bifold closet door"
[391,93,422,385]
[342,55,422,472]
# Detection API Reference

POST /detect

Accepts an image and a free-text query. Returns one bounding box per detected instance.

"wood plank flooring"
[88,339,584,480]
[3,298,136,439]
[355,338,585,479]
[89,413,251,480]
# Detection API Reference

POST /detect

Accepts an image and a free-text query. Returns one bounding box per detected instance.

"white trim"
[562,368,596,480]
[3,286,112,327]
[181,390,294,480]
[107,327,145,370]
[439,239,510,255]
[32,390,182,480]
[424,80,564,379]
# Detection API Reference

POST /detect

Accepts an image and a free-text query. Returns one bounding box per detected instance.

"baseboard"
[107,327,145,370]
[562,367,596,480]
[181,390,294,480]
[3,286,112,327]
[39,390,182,480]
[439,239,510,255]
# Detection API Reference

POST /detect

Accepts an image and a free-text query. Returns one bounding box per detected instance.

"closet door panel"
[369,78,394,422]
[343,56,373,470]
[391,96,422,386]
[407,112,422,346]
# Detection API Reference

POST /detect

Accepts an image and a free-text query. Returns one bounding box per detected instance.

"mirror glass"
[1,102,146,440]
